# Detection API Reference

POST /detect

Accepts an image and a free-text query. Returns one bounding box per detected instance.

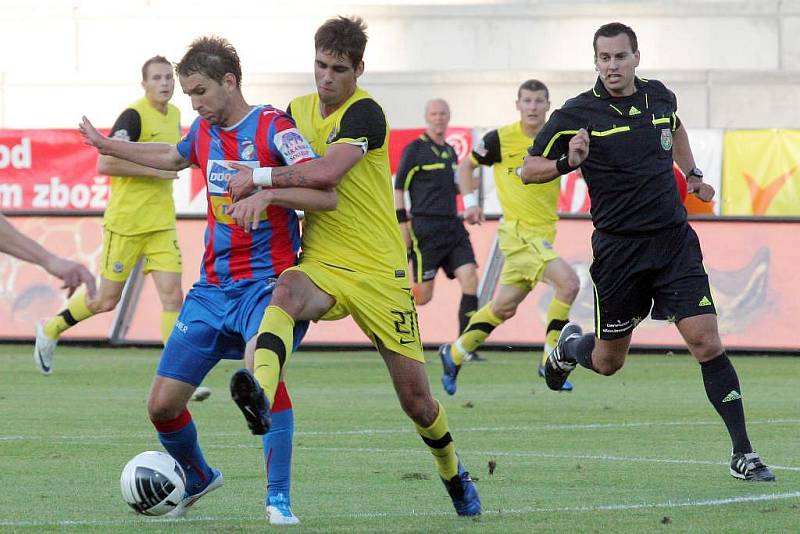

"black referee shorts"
[410,217,476,283]
[590,223,716,340]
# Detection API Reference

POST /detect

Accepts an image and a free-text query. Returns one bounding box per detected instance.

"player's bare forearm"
[269,187,338,212]
[457,158,479,196]
[80,116,189,172]
[0,215,53,266]
[271,143,363,190]
[671,125,696,175]
[98,155,179,179]
[520,156,561,183]
[393,189,406,210]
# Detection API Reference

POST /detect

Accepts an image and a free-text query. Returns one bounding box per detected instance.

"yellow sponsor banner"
[722,129,800,215]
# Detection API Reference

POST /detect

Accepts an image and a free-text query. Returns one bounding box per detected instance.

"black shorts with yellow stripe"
[409,216,476,283]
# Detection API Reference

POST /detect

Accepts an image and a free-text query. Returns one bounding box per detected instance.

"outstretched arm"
[97,155,179,180]
[79,116,190,172]
[0,215,96,297]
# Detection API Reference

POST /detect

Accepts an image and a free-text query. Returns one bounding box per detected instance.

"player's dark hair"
[141,55,172,81]
[593,22,638,55]
[315,16,368,68]
[518,79,549,100]
[177,36,242,88]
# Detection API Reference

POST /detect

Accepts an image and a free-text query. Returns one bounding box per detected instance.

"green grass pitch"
[1,344,798,532]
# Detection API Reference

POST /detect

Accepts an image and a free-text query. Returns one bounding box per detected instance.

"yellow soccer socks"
[542,298,571,366]
[160,310,179,344]
[254,305,295,405]
[43,291,93,339]
[415,400,459,480]
[450,303,503,365]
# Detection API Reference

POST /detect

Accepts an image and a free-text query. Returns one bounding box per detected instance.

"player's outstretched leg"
[263,381,300,525]
[543,322,582,391]
[230,368,272,435]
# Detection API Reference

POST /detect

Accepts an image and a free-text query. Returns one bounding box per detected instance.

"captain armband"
[396,209,409,223]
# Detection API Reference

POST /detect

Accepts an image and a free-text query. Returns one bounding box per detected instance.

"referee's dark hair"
[593,22,638,55]
[517,79,549,100]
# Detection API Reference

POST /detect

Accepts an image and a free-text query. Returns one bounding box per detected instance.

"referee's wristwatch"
[687,167,704,181]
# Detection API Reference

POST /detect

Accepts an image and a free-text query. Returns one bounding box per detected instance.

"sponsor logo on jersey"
[206,160,259,195]
[241,140,255,160]
[275,128,315,165]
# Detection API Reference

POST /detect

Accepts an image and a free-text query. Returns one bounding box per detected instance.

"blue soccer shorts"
[157,278,309,386]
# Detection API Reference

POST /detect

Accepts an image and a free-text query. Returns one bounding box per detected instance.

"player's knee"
[413,285,433,305]
[593,358,623,376]
[161,290,183,311]
[399,393,437,427]
[560,274,580,303]
[90,294,120,313]
[147,395,183,422]
[492,302,517,321]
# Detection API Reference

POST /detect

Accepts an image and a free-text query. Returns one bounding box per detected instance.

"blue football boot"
[441,460,481,516]
[438,344,460,395]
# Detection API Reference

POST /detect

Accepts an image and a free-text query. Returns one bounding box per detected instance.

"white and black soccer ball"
[120,451,186,516]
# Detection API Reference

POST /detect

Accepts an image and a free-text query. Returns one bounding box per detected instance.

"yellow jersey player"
[34,56,183,375]
[438,80,581,394]
[225,16,481,516]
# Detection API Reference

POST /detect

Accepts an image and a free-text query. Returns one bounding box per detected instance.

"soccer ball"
[120,451,186,516]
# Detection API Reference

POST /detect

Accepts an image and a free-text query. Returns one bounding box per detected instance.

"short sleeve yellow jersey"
[104,97,180,235]
[289,88,407,278]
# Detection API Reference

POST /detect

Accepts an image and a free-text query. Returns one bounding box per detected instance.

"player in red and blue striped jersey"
[78,36,335,523]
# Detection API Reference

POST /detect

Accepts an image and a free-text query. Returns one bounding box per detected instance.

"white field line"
[0,491,798,527]
[2,418,798,442]
[286,445,800,473]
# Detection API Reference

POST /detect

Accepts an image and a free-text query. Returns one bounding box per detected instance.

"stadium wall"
[0,1,799,130]
[1,215,797,352]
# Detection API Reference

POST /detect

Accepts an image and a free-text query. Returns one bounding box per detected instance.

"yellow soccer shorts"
[497,220,559,290]
[100,228,182,282]
[286,259,424,362]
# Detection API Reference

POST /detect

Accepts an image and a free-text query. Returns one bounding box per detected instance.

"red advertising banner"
[0,128,472,214]
[1,216,797,352]
[0,129,108,211]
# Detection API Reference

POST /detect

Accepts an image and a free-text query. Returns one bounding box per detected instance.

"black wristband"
[556,154,577,175]
[396,209,409,223]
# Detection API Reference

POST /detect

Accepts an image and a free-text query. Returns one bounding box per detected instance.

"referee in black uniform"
[394,99,481,344]
[522,22,774,481]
